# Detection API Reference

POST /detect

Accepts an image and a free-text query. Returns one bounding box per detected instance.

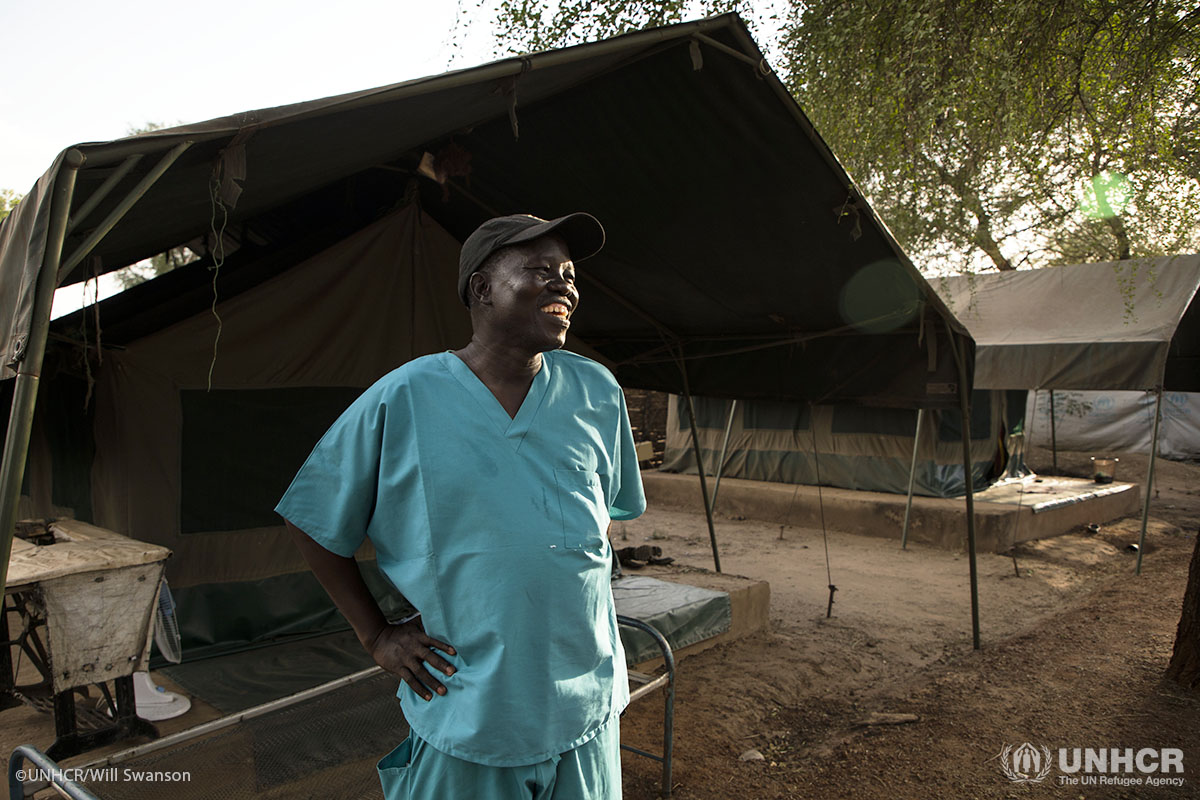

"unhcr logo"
[996,743,1187,788]
[998,743,1052,783]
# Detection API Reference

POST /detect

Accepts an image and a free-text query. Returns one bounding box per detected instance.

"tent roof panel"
[5,14,972,407]
[936,255,1200,391]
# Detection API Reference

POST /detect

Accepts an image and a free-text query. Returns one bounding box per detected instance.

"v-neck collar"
[442,350,552,449]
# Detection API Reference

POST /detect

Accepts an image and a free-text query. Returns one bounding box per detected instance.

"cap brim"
[504,212,606,262]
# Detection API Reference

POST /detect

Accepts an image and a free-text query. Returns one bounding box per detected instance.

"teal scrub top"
[276,349,647,766]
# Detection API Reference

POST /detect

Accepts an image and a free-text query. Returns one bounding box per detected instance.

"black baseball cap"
[458,213,605,306]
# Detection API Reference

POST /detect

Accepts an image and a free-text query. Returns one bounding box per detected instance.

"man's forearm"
[285,520,388,651]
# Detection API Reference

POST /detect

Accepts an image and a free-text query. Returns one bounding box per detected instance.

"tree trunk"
[1105,213,1133,260]
[1165,529,1200,689]
[931,158,1015,271]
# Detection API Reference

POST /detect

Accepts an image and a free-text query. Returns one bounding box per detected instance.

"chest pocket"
[555,467,610,549]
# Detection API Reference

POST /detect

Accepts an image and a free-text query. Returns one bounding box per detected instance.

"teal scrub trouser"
[376,719,622,800]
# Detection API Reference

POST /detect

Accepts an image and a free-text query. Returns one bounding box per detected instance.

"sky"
[1,0,507,315]
[1,0,505,194]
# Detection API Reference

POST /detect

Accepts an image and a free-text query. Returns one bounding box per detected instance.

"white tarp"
[1025,390,1200,459]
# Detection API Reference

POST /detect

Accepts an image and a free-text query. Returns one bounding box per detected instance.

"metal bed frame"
[617,615,676,799]
[9,618,675,800]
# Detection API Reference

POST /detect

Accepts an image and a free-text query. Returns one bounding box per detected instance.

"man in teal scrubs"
[276,212,645,799]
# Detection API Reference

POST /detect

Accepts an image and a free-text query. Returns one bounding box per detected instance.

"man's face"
[480,234,580,352]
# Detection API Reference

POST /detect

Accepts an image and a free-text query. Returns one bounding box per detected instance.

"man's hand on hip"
[368,617,457,701]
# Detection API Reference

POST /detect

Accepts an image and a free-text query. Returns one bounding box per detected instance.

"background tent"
[1025,390,1200,460]
[659,391,1025,498]
[935,255,1200,569]
[1,14,981,658]
[934,256,1200,393]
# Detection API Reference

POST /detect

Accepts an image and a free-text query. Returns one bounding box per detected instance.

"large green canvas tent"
[658,390,1024,498]
[0,14,980,658]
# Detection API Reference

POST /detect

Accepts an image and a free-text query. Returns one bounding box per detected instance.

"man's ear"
[469,271,491,306]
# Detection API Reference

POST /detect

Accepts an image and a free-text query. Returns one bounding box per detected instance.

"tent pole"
[900,408,925,549]
[948,331,981,650]
[66,154,142,234]
[60,141,192,276]
[1135,388,1163,575]
[677,358,721,573]
[1049,389,1058,474]
[0,151,84,601]
[709,399,737,517]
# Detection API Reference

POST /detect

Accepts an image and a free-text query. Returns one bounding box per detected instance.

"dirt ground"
[5,447,1196,799]
[615,447,1200,799]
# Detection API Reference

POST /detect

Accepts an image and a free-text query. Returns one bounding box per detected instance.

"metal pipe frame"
[78,665,384,769]
[61,141,193,276]
[0,151,83,602]
[691,32,765,69]
[708,399,738,516]
[9,745,100,800]
[900,408,925,549]
[1136,388,1163,575]
[678,356,722,573]
[948,331,982,649]
[65,154,142,235]
[617,615,676,800]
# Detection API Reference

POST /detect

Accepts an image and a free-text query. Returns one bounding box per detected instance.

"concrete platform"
[642,472,1141,553]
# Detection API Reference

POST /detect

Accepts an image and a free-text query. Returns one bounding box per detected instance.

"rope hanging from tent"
[777,404,838,618]
[80,256,103,410]
[809,406,837,618]
[205,165,230,392]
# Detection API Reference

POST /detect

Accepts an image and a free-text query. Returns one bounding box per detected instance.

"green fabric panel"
[170,560,413,662]
[1005,390,1027,434]
[674,393,735,429]
[179,387,362,534]
[831,404,917,436]
[743,399,812,430]
[2,379,31,498]
[937,390,994,442]
[80,672,405,797]
[162,576,730,712]
[665,445,994,498]
[159,629,377,714]
[612,575,731,664]
[42,373,95,521]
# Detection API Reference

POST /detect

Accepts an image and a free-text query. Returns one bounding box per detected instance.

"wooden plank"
[6,520,171,589]
[628,670,670,703]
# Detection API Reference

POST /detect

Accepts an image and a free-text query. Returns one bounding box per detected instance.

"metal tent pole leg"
[676,356,721,573]
[0,151,83,601]
[901,408,925,549]
[949,333,981,650]
[709,399,737,517]
[1136,388,1163,575]
[684,392,721,573]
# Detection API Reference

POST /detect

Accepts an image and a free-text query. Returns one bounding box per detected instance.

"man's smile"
[540,302,570,318]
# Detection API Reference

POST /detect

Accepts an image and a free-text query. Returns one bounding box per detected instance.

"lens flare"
[838,260,921,333]
[1080,171,1131,219]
